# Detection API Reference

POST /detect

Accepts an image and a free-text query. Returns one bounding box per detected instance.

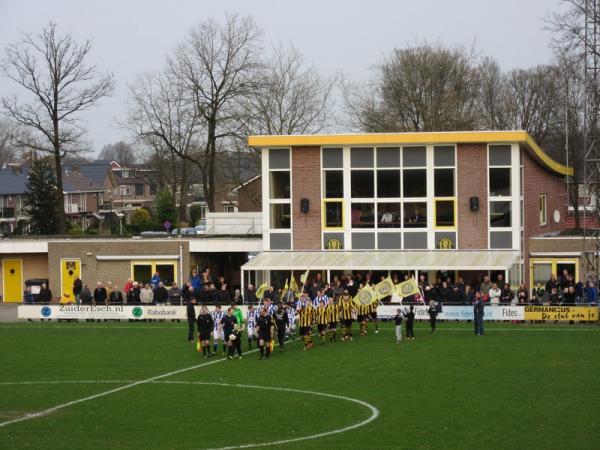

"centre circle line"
[0,379,379,449]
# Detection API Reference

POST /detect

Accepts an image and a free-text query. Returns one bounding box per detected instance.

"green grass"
[0,321,599,450]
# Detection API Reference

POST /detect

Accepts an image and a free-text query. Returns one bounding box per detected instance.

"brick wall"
[237,177,262,212]
[47,240,191,298]
[522,149,569,285]
[291,146,321,250]
[456,143,488,249]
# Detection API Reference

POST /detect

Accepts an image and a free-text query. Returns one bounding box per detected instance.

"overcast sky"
[0,0,565,155]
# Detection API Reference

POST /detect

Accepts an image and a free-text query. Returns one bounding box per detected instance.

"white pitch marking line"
[0,351,257,428]
[0,380,380,450]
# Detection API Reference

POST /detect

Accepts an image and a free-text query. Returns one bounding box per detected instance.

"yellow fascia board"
[248,130,573,177]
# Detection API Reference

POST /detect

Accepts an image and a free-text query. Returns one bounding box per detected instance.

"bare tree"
[0,118,19,165]
[98,141,137,166]
[343,42,480,132]
[127,71,199,225]
[242,43,334,135]
[1,23,114,233]
[169,14,262,211]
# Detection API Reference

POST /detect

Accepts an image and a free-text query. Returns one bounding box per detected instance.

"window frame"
[539,194,547,226]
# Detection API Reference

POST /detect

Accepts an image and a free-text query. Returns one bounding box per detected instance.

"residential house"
[62,167,105,230]
[0,166,28,234]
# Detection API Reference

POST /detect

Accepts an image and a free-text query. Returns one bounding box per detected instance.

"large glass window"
[322,148,343,168]
[351,147,374,167]
[489,145,511,166]
[270,203,291,229]
[324,171,343,198]
[133,264,152,284]
[434,146,455,166]
[377,170,401,197]
[269,148,290,169]
[351,170,374,198]
[377,147,400,167]
[351,203,375,228]
[155,264,175,285]
[403,169,426,197]
[490,201,511,227]
[269,172,290,199]
[378,202,401,228]
[435,200,455,227]
[489,168,511,197]
[403,147,426,167]
[434,168,454,197]
[404,202,427,228]
[324,201,343,228]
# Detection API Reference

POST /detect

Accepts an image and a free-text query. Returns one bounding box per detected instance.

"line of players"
[194,288,380,360]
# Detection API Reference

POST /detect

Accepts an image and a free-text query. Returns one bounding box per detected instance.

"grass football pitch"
[0,321,599,450]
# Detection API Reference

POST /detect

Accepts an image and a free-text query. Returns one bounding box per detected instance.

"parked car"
[140,231,170,238]
[194,220,207,234]
[171,227,197,236]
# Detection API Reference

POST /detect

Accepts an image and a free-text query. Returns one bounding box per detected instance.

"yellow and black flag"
[374,276,394,300]
[353,284,378,307]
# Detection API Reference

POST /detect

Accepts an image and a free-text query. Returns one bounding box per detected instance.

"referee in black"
[256,307,274,360]
[273,301,289,351]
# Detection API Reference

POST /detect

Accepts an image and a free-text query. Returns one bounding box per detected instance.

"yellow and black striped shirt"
[356,303,370,317]
[315,306,328,325]
[298,305,315,327]
[326,303,339,322]
[339,297,355,320]
[370,300,379,314]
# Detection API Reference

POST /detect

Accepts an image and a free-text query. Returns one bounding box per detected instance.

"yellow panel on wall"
[2,259,23,303]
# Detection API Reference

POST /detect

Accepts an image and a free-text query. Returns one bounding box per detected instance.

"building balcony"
[204,212,262,235]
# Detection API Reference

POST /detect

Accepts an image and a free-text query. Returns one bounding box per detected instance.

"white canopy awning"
[241,250,521,272]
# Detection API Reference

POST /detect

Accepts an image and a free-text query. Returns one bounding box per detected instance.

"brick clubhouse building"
[242,130,574,290]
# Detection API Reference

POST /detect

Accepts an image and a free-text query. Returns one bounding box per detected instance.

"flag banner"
[374,276,394,300]
[353,284,378,306]
[269,340,274,352]
[196,339,201,352]
[300,269,310,285]
[255,283,268,299]
[396,278,420,298]
[281,279,289,297]
[289,275,300,298]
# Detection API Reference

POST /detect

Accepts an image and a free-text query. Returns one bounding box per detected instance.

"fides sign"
[523,306,599,321]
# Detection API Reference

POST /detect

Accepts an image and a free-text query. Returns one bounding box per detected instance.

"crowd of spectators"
[244,270,599,307]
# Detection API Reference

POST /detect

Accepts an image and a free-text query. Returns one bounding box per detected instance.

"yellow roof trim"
[247,130,573,176]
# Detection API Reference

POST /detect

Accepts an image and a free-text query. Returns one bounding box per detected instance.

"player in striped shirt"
[246,305,258,349]
[211,305,225,356]
[370,299,380,334]
[298,299,315,350]
[315,299,329,345]
[326,297,340,342]
[338,290,355,341]
[313,289,328,307]
[357,302,370,336]
[286,303,297,338]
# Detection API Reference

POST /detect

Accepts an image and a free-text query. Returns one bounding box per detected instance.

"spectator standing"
[23,286,34,304]
[393,309,403,343]
[586,281,598,304]
[479,275,492,300]
[127,282,141,304]
[517,284,528,304]
[38,282,52,304]
[140,283,154,305]
[500,283,513,304]
[427,300,438,333]
[488,283,501,305]
[150,272,161,290]
[216,283,231,305]
[73,277,82,303]
[80,285,92,305]
[123,279,133,294]
[233,289,243,304]
[190,270,202,298]
[465,285,475,304]
[154,282,168,305]
[169,282,183,305]
[109,286,123,304]
[93,282,107,306]
[474,293,484,335]
[405,305,415,340]
[245,284,258,305]
[105,282,114,304]
[186,297,197,343]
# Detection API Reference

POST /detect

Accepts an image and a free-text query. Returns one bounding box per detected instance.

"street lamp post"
[117,212,124,236]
